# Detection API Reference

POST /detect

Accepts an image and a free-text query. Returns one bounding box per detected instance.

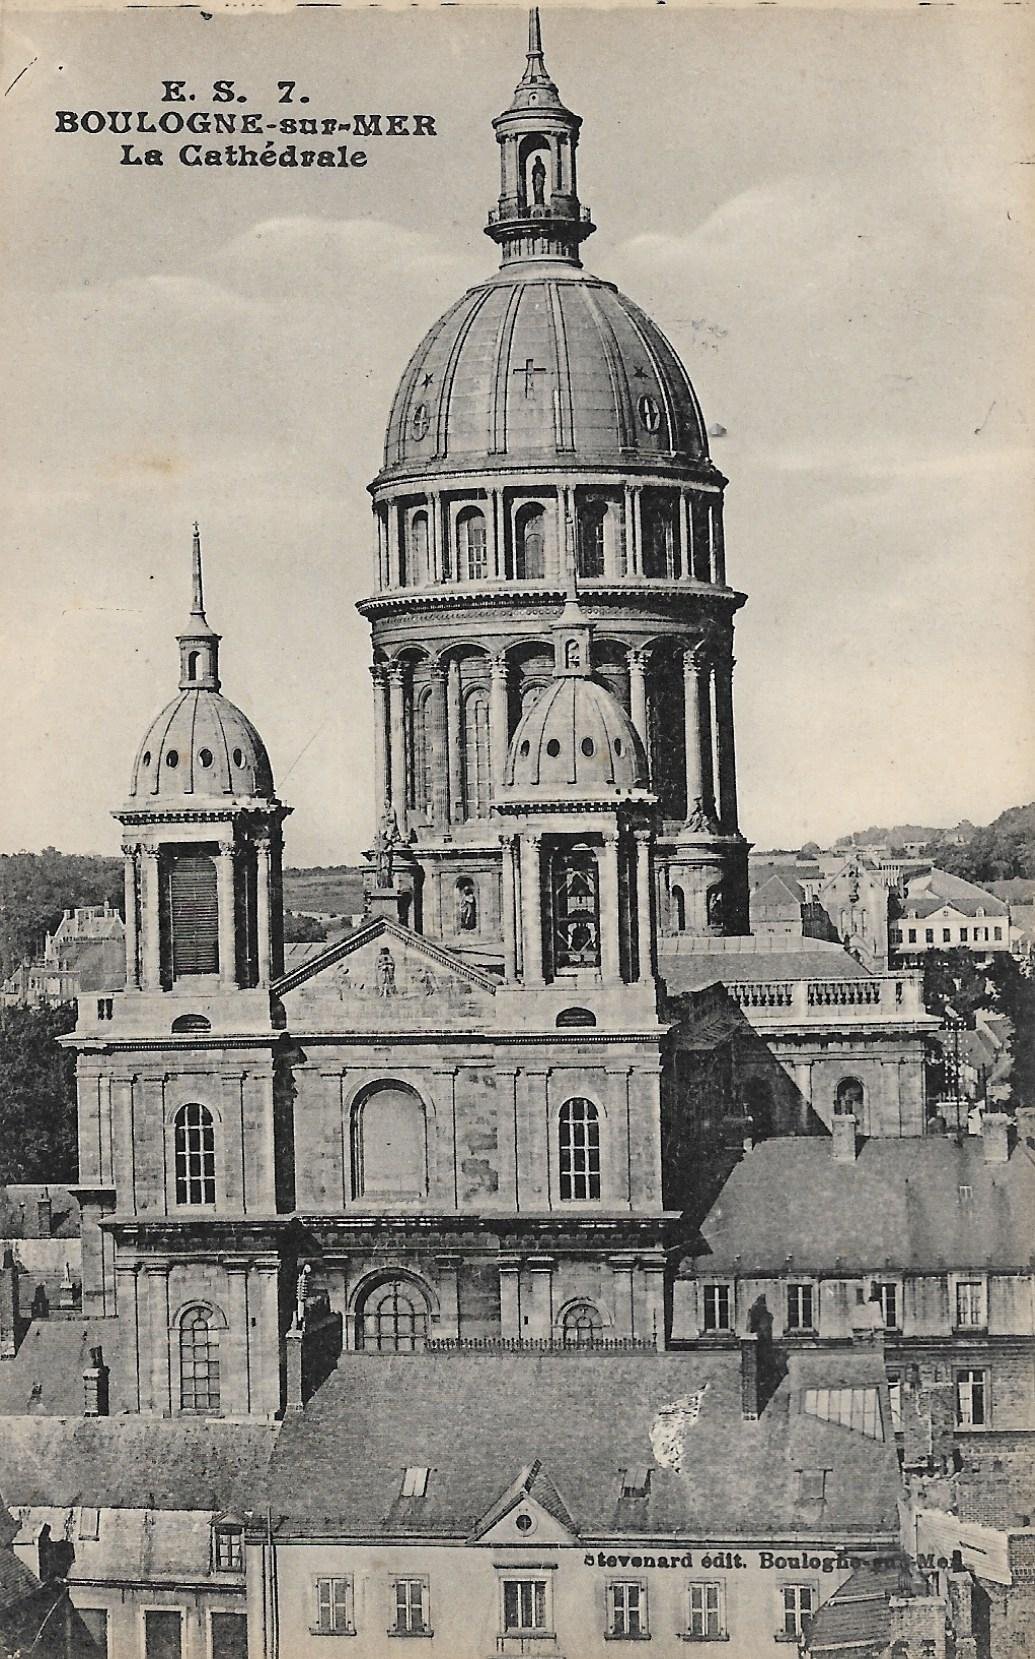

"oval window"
[232,747,245,767]
[515,1512,535,1533]
[519,740,530,758]
[165,749,179,768]
[198,748,213,768]
[141,750,151,767]
[410,402,430,441]
[614,737,623,756]
[581,737,595,758]
[546,738,561,758]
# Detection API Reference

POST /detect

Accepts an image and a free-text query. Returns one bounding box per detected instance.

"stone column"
[490,656,510,792]
[627,486,642,576]
[634,829,654,982]
[793,1060,813,1133]
[492,489,505,579]
[141,846,162,989]
[429,664,449,828]
[370,666,388,815]
[225,1261,251,1416]
[677,489,689,579]
[641,1253,666,1348]
[255,834,272,988]
[711,499,726,585]
[147,1264,172,1416]
[498,1257,521,1339]
[447,657,463,822]
[627,648,649,750]
[598,830,621,981]
[683,642,715,828]
[713,645,739,834]
[610,1256,636,1339]
[428,489,441,583]
[436,1254,461,1341]
[121,843,140,990]
[386,500,401,588]
[374,507,385,590]
[217,841,238,989]
[521,833,544,983]
[387,661,407,830]
[500,833,518,982]
[527,1257,555,1340]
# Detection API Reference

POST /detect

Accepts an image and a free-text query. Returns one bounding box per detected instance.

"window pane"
[210,1614,248,1659]
[143,1612,182,1659]
[558,1098,601,1202]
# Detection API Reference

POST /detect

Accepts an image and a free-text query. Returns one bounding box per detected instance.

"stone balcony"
[724,972,930,1026]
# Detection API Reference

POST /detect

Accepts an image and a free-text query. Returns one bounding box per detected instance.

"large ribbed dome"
[502,675,649,800]
[381,269,709,478]
[128,688,274,804]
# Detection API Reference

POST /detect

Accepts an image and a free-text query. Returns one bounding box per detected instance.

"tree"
[921,949,992,1026]
[0,850,122,979]
[0,1001,78,1181]
[283,910,328,943]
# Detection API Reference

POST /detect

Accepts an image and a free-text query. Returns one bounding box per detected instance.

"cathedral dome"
[503,674,649,799]
[380,270,708,479]
[128,687,274,805]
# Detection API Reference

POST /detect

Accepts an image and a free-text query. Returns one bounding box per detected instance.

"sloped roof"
[266,1350,900,1542]
[0,1320,127,1417]
[698,1136,1035,1273]
[0,1189,80,1241]
[804,1560,905,1654]
[902,867,1009,919]
[0,1417,278,1512]
[752,874,806,908]
[661,946,873,995]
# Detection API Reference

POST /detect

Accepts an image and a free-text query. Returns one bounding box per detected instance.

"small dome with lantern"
[126,527,276,807]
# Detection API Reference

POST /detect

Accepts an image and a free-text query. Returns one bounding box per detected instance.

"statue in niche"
[417,966,438,997]
[376,946,397,998]
[707,884,725,928]
[372,805,402,887]
[530,154,547,207]
[294,1262,311,1330]
[456,882,477,933]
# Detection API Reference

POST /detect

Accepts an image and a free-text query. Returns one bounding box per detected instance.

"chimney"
[36,1190,52,1239]
[0,1248,19,1358]
[83,1345,109,1416]
[740,1333,760,1420]
[831,1112,858,1163]
[285,1322,304,1414]
[982,1111,1010,1164]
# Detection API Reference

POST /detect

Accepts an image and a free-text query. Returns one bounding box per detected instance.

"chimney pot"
[36,1192,52,1239]
[831,1112,858,1162]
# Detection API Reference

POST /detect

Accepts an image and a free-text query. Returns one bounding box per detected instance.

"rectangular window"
[995,927,1003,941]
[942,928,951,943]
[908,928,917,944]
[702,1283,733,1333]
[786,1283,815,1332]
[956,1368,987,1427]
[925,929,935,944]
[887,1370,902,1429]
[687,1582,725,1639]
[874,1282,899,1329]
[955,1280,985,1329]
[780,1584,815,1638]
[960,928,968,943]
[210,1613,248,1659]
[314,1577,354,1636]
[213,1524,243,1571]
[400,1466,430,1498]
[77,1609,108,1657]
[79,1505,101,1540]
[393,1578,430,1635]
[96,998,113,1021]
[608,1581,648,1639]
[891,929,902,945]
[143,1611,182,1659]
[502,1579,548,1634]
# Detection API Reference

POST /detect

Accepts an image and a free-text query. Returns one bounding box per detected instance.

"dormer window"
[621,1465,650,1499]
[401,1465,430,1498]
[213,1522,243,1571]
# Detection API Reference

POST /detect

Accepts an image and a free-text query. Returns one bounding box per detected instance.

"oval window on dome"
[141,750,151,768]
[519,740,530,759]
[198,748,213,769]
[232,748,245,768]
[165,750,179,768]
[546,738,562,758]
[581,737,595,758]
[410,402,430,442]
[614,737,624,757]
[637,394,661,435]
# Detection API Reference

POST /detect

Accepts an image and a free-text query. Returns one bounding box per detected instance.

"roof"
[379,269,708,480]
[266,1350,900,1542]
[0,1189,80,1241]
[752,873,806,910]
[901,867,1009,919]
[127,686,275,806]
[0,1416,278,1512]
[502,672,648,799]
[804,1560,906,1655]
[697,1135,1035,1274]
[0,1320,125,1417]
[661,945,874,995]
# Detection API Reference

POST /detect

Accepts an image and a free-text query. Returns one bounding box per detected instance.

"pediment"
[276,917,496,1029]
[471,1461,578,1545]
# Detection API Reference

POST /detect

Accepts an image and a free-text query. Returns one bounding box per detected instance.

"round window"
[141,750,151,768]
[515,1511,535,1534]
[546,738,561,758]
[581,737,595,758]
[198,748,213,768]
[165,749,178,768]
[232,747,245,767]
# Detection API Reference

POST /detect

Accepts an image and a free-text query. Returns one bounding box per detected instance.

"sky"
[1,4,1032,867]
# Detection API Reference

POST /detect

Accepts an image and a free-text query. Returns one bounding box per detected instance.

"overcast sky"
[1,4,1031,866]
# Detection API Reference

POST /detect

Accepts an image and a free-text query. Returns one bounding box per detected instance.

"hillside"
[282,864,367,919]
[927,803,1035,884]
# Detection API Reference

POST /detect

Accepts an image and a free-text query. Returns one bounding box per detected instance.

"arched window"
[462,687,490,818]
[411,686,432,819]
[456,508,487,582]
[455,878,477,933]
[558,1098,601,1201]
[835,1077,865,1116]
[642,496,674,579]
[671,884,687,932]
[551,847,600,970]
[174,1102,216,1206]
[186,650,200,681]
[357,1279,428,1352]
[514,503,546,580]
[561,1301,603,1347]
[352,1085,427,1200]
[164,852,219,978]
[408,510,428,587]
[578,502,607,578]
[179,1309,220,1413]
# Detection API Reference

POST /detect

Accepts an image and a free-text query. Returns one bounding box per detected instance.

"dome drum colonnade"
[361,10,748,948]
